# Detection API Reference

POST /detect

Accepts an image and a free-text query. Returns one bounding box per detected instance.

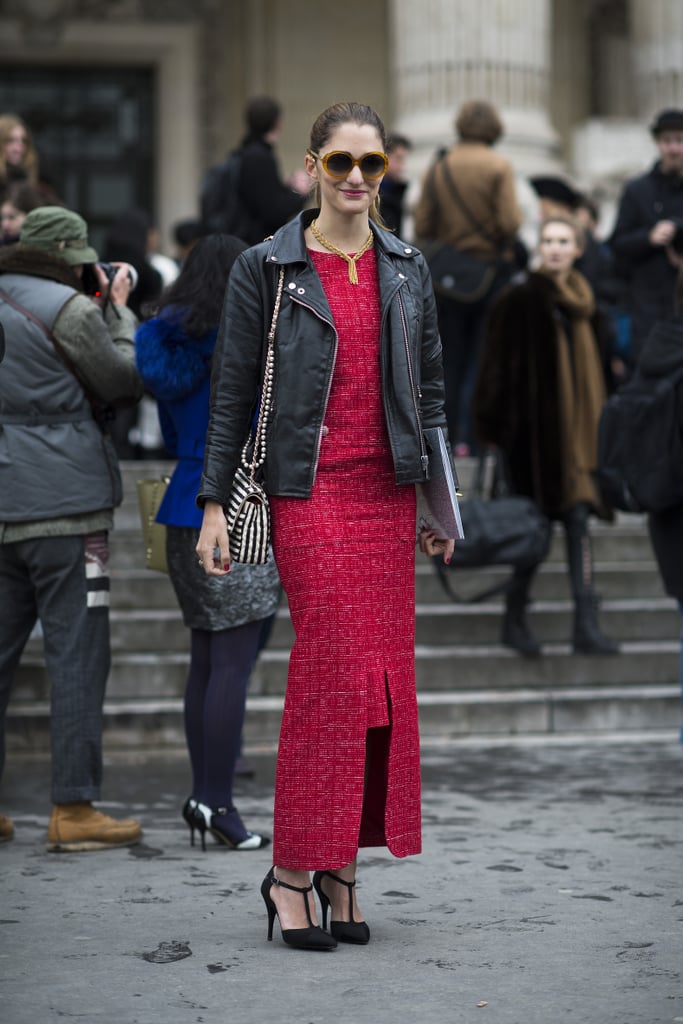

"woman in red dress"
[196,102,454,950]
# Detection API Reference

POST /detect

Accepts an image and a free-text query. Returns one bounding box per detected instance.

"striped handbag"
[224,267,284,564]
[225,464,270,564]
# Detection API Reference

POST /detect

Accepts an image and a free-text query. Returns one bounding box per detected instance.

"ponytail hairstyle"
[309,101,388,227]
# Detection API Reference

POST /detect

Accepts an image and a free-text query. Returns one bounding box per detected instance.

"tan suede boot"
[0,814,15,842]
[47,802,142,852]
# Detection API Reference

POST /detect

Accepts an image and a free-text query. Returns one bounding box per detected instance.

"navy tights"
[184,619,263,817]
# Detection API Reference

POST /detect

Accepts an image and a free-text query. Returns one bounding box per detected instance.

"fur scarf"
[135,309,216,402]
[474,270,607,518]
[0,245,84,290]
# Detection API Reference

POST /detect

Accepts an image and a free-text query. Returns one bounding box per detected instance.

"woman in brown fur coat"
[473,215,619,657]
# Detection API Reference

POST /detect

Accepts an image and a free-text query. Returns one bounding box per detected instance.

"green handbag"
[136,476,170,573]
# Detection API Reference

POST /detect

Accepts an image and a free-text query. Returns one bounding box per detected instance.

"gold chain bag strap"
[225,266,285,564]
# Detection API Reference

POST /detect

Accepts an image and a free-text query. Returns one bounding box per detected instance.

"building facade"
[1,0,681,248]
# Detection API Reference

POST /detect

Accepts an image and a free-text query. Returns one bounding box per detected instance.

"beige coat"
[413,141,521,261]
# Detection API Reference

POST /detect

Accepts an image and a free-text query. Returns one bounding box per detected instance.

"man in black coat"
[233,97,309,245]
[610,108,683,365]
[642,266,683,743]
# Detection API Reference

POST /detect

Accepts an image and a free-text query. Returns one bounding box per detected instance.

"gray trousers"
[0,533,111,804]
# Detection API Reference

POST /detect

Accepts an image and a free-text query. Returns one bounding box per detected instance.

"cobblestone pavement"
[1,733,682,1024]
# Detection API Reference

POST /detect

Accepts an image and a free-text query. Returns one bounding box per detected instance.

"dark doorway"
[0,65,155,253]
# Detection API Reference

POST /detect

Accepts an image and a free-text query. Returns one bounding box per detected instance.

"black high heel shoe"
[194,802,270,851]
[261,867,337,951]
[313,870,371,945]
[182,798,200,847]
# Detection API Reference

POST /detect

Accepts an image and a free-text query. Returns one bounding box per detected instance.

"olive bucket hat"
[19,206,99,265]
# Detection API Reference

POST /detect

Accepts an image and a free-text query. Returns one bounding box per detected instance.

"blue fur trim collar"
[135,312,216,401]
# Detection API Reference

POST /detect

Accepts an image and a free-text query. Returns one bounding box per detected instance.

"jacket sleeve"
[197,252,267,507]
[53,294,143,407]
[416,256,448,435]
[473,283,542,446]
[473,279,558,447]
[473,291,511,446]
[412,165,439,242]
[609,181,654,267]
[494,164,523,241]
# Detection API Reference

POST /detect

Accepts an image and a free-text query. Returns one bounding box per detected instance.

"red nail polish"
[223,564,231,572]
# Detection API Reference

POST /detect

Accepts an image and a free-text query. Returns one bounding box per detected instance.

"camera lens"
[97,261,138,290]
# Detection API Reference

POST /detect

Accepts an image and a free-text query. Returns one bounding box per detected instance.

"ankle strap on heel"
[320,870,355,890]
[271,869,315,928]
[318,870,357,923]
[271,874,314,895]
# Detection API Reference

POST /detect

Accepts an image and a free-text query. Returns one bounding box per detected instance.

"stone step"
[6,682,680,754]
[414,561,668,601]
[115,459,650,523]
[374,598,679,646]
[108,561,669,609]
[110,569,179,608]
[9,460,676,749]
[114,459,656,565]
[108,518,658,568]
[13,640,680,703]
[22,596,679,656]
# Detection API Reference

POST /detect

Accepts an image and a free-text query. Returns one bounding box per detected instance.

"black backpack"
[199,150,249,237]
[598,362,683,513]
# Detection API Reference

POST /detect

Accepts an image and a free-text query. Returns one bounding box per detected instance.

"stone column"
[629,0,683,118]
[387,0,560,173]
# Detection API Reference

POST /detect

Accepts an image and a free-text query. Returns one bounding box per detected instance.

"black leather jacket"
[198,209,447,504]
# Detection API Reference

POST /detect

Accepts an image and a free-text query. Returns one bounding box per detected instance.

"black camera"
[82,261,138,296]
[97,261,139,289]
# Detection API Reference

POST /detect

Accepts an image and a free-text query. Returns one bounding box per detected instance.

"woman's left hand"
[418,529,454,564]
[196,500,231,576]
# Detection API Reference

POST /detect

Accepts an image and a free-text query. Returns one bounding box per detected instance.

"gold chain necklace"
[310,219,374,285]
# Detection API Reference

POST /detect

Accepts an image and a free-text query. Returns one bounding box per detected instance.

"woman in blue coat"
[136,234,280,849]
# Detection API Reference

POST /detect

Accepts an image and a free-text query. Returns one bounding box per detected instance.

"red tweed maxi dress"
[269,246,421,870]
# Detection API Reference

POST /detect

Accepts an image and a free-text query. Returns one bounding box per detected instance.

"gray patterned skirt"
[166,525,281,631]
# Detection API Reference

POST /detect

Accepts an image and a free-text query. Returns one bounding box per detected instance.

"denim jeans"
[0,533,111,803]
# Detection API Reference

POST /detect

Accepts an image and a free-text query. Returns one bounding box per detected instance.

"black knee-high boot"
[564,504,619,655]
[501,564,542,657]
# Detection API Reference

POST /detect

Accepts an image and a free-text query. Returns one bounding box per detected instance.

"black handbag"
[434,453,552,603]
[419,156,508,303]
[421,241,498,303]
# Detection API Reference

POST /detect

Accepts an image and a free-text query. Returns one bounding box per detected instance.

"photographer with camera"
[610,108,683,366]
[0,206,144,850]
